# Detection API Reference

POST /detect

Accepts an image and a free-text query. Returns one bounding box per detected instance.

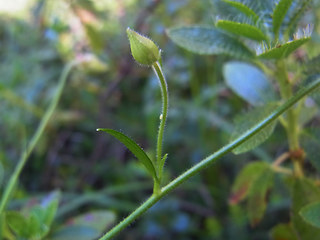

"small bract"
[126,27,160,66]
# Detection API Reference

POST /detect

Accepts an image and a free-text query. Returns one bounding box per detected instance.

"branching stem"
[98,77,320,240]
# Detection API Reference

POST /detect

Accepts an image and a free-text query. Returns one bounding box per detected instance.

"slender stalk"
[98,77,320,240]
[152,61,169,187]
[0,61,77,216]
[276,60,303,177]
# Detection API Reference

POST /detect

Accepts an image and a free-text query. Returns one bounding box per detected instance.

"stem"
[152,61,169,184]
[0,61,77,217]
[276,60,303,177]
[98,77,320,240]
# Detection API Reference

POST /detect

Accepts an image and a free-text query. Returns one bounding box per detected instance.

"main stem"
[98,77,320,240]
[0,61,77,218]
[152,61,168,192]
[276,60,303,177]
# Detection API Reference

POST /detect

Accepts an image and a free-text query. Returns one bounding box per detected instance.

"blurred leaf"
[223,0,259,22]
[6,192,60,239]
[230,103,279,154]
[216,20,267,41]
[270,223,298,240]
[28,212,44,239]
[97,128,158,181]
[51,225,100,240]
[84,24,104,53]
[247,167,274,226]
[292,178,320,240]
[258,38,310,59]
[51,210,116,240]
[70,210,116,232]
[273,0,294,36]
[78,54,108,73]
[167,27,254,59]
[6,212,29,238]
[300,201,320,228]
[229,162,269,204]
[223,61,276,105]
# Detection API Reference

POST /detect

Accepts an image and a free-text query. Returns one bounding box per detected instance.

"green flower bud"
[127,27,161,66]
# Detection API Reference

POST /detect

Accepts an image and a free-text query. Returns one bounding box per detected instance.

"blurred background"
[1,0,320,239]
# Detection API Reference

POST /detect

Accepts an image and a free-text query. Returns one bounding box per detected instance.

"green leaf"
[292,178,320,240]
[70,210,116,232]
[300,201,320,228]
[229,162,269,204]
[223,61,276,105]
[167,27,254,59]
[6,211,30,238]
[270,223,298,240]
[51,226,100,240]
[216,20,267,41]
[273,0,294,36]
[84,24,104,53]
[258,38,310,59]
[230,103,279,154]
[223,0,259,22]
[97,128,158,181]
[51,210,116,240]
[43,198,59,227]
[247,167,274,226]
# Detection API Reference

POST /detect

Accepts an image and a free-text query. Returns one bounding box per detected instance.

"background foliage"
[1,0,320,239]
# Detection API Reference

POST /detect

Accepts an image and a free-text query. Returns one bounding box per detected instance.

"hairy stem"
[0,61,77,217]
[98,77,320,240]
[152,61,169,188]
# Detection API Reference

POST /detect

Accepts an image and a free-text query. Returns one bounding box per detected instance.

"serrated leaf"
[258,38,310,59]
[247,167,274,226]
[97,128,158,181]
[270,223,298,240]
[216,20,267,41]
[229,162,269,204]
[273,0,294,36]
[230,103,279,154]
[223,0,259,22]
[292,178,320,240]
[167,27,254,59]
[300,201,320,228]
[223,61,276,105]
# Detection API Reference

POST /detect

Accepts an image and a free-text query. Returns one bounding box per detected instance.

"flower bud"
[127,27,160,66]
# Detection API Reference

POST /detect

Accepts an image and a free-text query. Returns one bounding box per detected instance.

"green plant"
[95,1,320,238]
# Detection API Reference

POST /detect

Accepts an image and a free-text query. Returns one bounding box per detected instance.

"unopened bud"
[126,27,161,66]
